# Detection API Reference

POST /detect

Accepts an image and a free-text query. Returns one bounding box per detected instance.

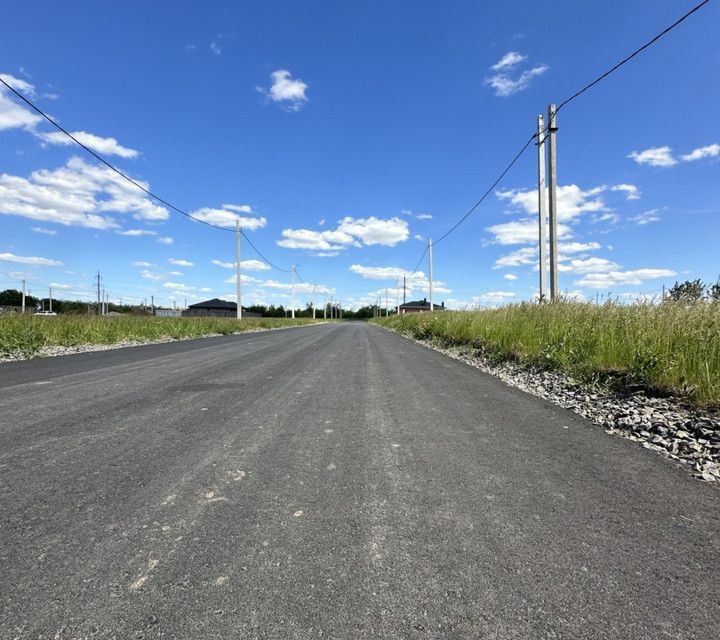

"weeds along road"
[1,322,718,639]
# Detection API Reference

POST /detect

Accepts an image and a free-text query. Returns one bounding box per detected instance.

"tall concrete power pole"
[235,219,242,319]
[428,237,434,311]
[537,114,549,302]
[291,266,296,319]
[547,104,560,300]
[21,279,26,314]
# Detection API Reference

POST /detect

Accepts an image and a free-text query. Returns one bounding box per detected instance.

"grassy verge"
[372,302,720,407]
[0,315,320,359]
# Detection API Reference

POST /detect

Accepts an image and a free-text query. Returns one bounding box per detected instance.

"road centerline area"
[1,322,718,639]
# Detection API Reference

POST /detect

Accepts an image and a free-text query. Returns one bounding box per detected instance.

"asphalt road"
[1,322,718,640]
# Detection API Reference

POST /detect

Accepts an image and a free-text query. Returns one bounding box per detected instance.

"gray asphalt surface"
[1,322,718,639]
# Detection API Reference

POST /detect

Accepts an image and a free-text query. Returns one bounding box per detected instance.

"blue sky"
[1,0,718,309]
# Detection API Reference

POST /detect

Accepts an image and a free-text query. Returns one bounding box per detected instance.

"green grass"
[0,315,320,359]
[372,302,720,407]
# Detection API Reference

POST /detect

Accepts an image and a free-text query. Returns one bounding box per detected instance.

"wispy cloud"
[31,226,57,235]
[490,51,527,71]
[628,146,677,167]
[630,209,660,225]
[0,252,62,266]
[485,53,548,97]
[681,143,719,162]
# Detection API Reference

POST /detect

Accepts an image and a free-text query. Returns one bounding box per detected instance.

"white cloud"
[681,143,719,162]
[277,216,409,251]
[258,69,308,111]
[254,278,334,295]
[486,219,571,245]
[1,75,139,160]
[611,183,640,200]
[558,241,601,254]
[416,213,432,220]
[210,41,222,56]
[558,257,619,274]
[0,252,62,266]
[349,264,450,295]
[169,258,194,267]
[31,226,57,235]
[140,270,163,280]
[485,64,548,97]
[494,246,536,268]
[630,209,660,225]
[575,268,675,289]
[503,273,518,281]
[132,261,153,267]
[190,206,266,230]
[116,229,157,236]
[628,146,677,167]
[414,234,424,241]
[222,203,253,213]
[38,131,139,158]
[0,74,42,131]
[490,51,527,71]
[0,156,168,229]
[211,258,270,271]
[157,236,173,244]
[497,184,608,222]
[312,251,339,257]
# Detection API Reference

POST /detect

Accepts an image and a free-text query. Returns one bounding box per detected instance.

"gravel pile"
[403,333,720,483]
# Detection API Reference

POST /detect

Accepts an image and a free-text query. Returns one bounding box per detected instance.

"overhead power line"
[406,0,712,273]
[556,0,712,112]
[0,76,293,273]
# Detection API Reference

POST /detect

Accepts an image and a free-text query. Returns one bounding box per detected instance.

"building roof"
[399,298,446,310]
[188,298,238,310]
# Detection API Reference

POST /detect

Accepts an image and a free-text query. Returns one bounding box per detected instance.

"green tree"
[667,279,706,303]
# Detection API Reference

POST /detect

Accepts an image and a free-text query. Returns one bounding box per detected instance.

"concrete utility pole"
[97,271,101,315]
[396,276,400,315]
[101,286,106,315]
[323,299,327,319]
[21,279,26,314]
[403,276,407,305]
[235,219,242,319]
[537,113,549,303]
[428,237,434,311]
[385,288,389,317]
[151,295,154,316]
[291,266,296,319]
[312,286,317,319]
[49,287,52,313]
[547,103,560,301]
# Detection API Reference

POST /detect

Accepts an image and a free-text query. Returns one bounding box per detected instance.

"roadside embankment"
[0,315,323,361]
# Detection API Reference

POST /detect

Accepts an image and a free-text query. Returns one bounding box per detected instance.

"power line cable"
[405,0,711,273]
[556,0,711,112]
[0,76,293,273]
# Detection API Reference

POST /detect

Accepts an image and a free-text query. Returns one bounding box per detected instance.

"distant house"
[182,298,261,318]
[399,298,447,314]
